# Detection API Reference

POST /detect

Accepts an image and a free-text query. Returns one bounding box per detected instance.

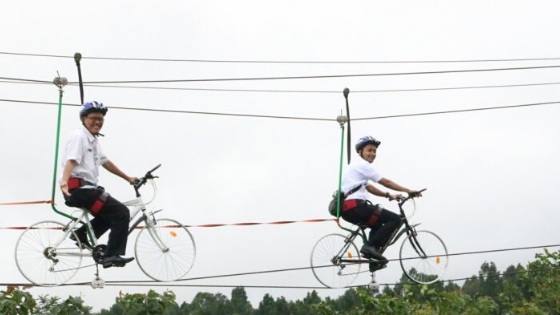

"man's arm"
[102,160,136,184]
[366,184,401,201]
[60,160,78,197]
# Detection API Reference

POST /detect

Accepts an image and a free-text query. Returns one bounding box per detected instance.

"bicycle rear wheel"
[14,221,83,286]
[310,233,362,288]
[399,230,448,284]
[135,218,196,281]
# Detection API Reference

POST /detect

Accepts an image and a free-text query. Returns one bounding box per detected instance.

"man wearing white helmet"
[340,136,421,262]
[59,101,137,268]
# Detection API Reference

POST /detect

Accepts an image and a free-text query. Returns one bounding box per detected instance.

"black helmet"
[80,101,108,118]
[355,136,381,152]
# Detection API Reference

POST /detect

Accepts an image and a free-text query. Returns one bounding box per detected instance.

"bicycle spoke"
[15,221,83,286]
[135,218,196,281]
[399,230,448,284]
[310,234,362,288]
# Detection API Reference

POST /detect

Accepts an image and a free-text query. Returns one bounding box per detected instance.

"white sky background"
[2,0,560,311]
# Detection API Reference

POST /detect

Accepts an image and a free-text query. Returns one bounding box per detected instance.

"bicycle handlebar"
[133,164,162,190]
[398,188,427,206]
[148,164,162,174]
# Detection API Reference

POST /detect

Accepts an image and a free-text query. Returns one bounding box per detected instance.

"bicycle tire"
[135,218,196,281]
[399,230,448,284]
[310,233,362,288]
[14,220,83,286]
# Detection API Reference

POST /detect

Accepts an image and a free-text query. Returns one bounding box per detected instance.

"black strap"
[343,184,362,198]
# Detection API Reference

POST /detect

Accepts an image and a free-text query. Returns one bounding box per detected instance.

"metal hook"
[53,71,68,90]
[337,114,348,128]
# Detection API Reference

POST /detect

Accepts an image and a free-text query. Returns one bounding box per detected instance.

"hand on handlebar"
[132,164,162,189]
[408,189,425,198]
[388,193,403,201]
[132,177,143,188]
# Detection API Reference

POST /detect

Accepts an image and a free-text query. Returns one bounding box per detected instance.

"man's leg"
[73,217,110,248]
[98,195,130,257]
[67,189,110,248]
[368,209,400,249]
[343,202,386,261]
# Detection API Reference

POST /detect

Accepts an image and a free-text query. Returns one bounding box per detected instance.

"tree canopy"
[2,249,559,314]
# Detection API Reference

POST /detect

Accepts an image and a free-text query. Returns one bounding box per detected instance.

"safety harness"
[67,177,108,215]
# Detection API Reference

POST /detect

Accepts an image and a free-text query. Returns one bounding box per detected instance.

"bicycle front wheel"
[310,233,362,288]
[135,218,196,281]
[399,230,448,284]
[14,221,83,286]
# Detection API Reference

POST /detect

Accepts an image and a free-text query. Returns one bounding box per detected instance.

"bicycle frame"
[17,164,198,285]
[336,192,427,265]
[311,188,448,287]
[56,177,162,262]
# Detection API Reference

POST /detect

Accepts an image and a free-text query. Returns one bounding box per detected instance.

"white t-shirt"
[340,157,383,201]
[60,125,108,186]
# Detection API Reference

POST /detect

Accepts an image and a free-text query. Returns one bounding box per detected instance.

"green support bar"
[335,115,355,234]
[335,117,345,218]
[51,77,73,220]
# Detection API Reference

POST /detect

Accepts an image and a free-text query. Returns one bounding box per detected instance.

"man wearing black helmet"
[59,101,137,268]
[340,136,421,263]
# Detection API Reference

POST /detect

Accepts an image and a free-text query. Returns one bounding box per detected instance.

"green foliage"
[186,291,231,315]
[35,295,92,315]
[0,286,35,315]
[524,249,560,313]
[254,294,290,315]
[2,249,559,314]
[102,290,178,315]
[230,287,252,315]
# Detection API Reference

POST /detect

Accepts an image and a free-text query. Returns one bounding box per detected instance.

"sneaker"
[102,256,134,269]
[69,231,93,250]
[369,261,388,272]
[360,244,387,261]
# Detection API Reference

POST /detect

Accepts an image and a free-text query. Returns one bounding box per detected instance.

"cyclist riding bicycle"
[59,101,137,268]
[340,135,421,262]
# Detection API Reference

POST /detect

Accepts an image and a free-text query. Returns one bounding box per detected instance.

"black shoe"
[369,260,388,272]
[70,231,93,250]
[102,256,134,269]
[360,245,387,261]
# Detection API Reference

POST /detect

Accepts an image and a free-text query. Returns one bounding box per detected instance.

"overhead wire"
[374,265,560,289]
[1,98,559,122]
[67,65,560,84]
[4,66,560,85]
[3,243,558,290]
[0,98,334,121]
[77,81,560,94]
[2,51,560,64]
[3,78,560,94]
[116,243,559,288]
[354,101,560,121]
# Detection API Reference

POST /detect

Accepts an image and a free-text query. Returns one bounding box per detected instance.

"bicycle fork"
[140,210,170,253]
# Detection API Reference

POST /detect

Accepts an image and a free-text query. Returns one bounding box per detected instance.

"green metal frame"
[50,81,73,220]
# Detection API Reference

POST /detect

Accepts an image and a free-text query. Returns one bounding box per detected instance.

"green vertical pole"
[51,77,73,219]
[335,115,347,218]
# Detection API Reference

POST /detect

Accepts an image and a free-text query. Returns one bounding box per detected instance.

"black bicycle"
[310,189,448,288]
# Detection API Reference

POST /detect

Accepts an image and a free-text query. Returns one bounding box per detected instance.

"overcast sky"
[2,0,560,311]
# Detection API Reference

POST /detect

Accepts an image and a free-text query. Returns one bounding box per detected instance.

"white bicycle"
[14,164,196,286]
